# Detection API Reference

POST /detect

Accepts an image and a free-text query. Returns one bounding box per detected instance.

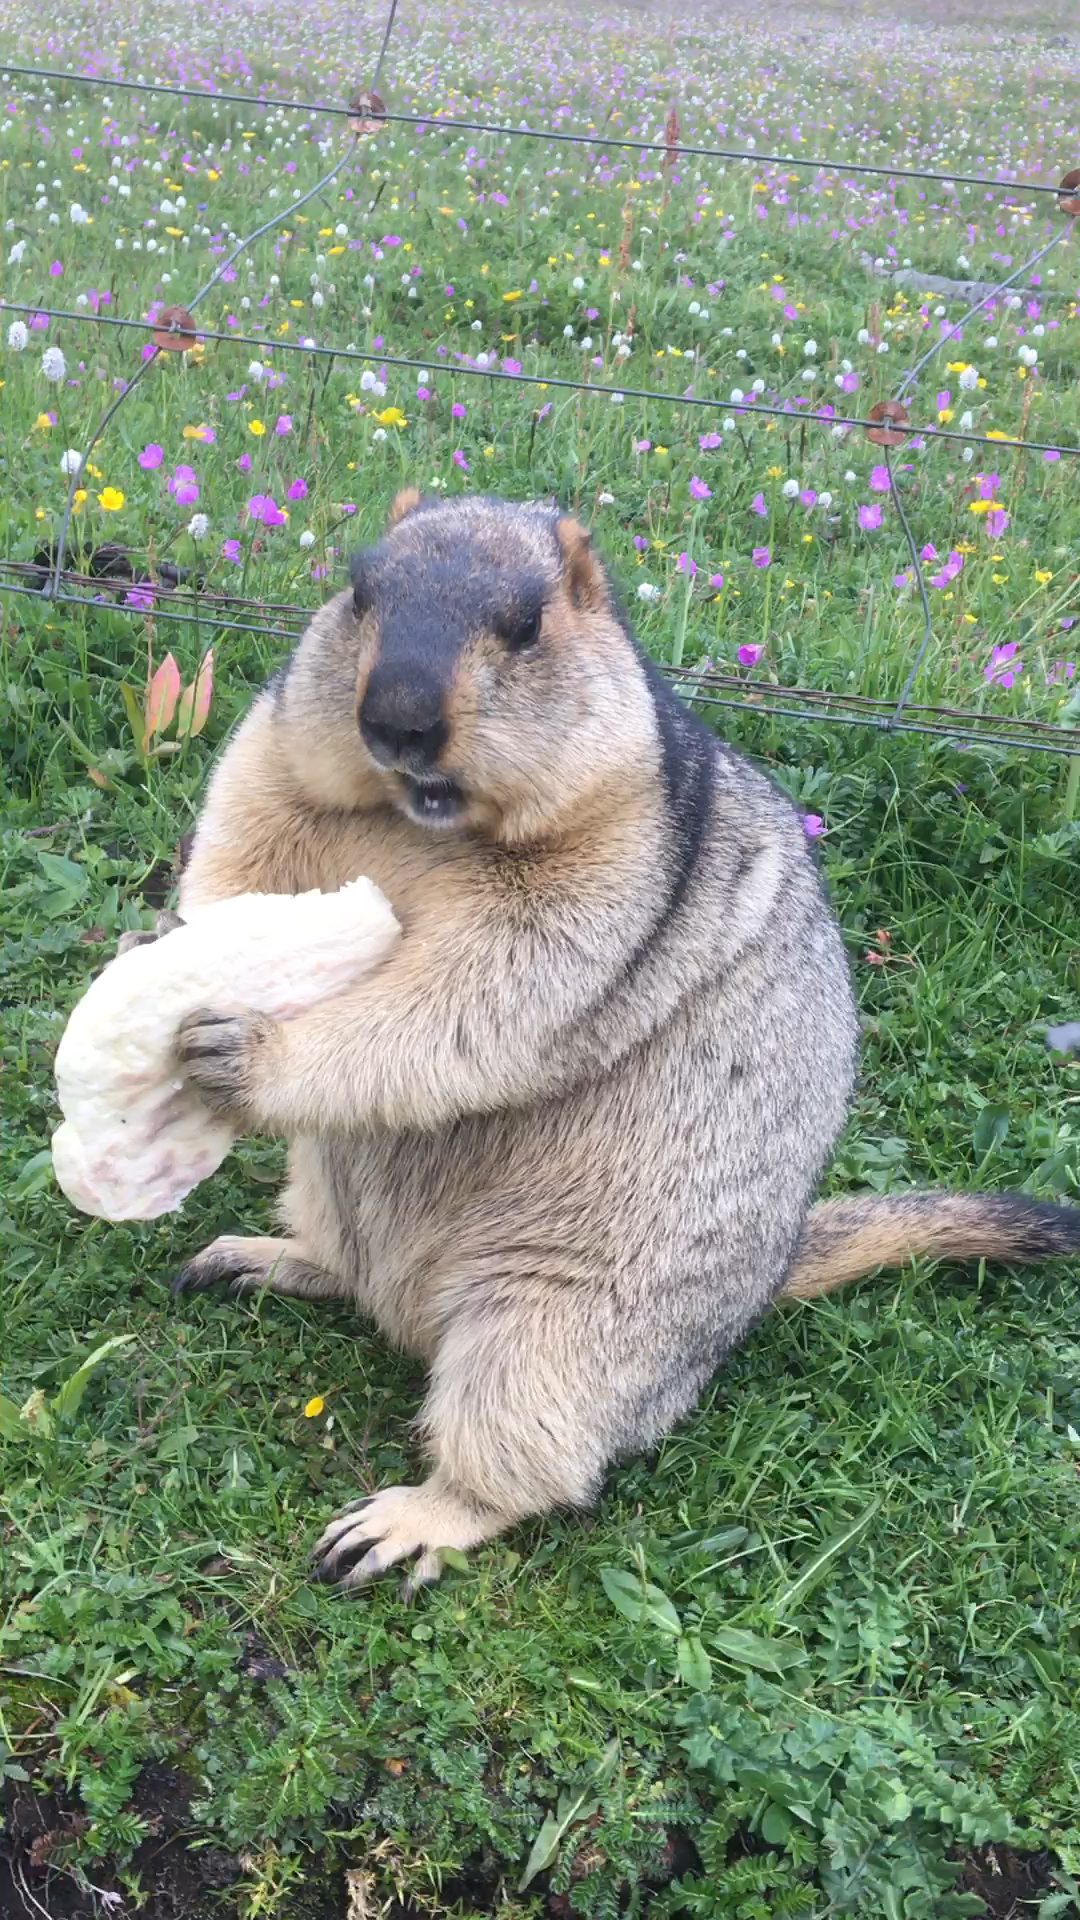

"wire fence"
[3,28,1080,759]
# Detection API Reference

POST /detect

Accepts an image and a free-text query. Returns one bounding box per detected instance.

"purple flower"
[451,401,466,419]
[246,493,286,527]
[985,641,1021,687]
[802,814,825,838]
[737,643,763,666]
[275,414,292,435]
[894,570,913,589]
[168,463,199,506]
[287,477,308,501]
[751,492,767,517]
[1044,449,1061,462]
[237,452,252,472]
[975,472,1000,500]
[689,475,712,501]
[125,587,154,611]
[986,507,1009,538]
[920,542,938,560]
[929,549,965,589]
[634,437,652,452]
[709,572,724,589]
[502,357,521,375]
[633,535,649,551]
[452,449,469,470]
[839,370,858,393]
[869,465,891,493]
[858,503,882,530]
[138,442,164,469]
[677,552,697,575]
[698,431,722,451]
[221,538,242,563]
[799,488,817,508]
[752,546,771,568]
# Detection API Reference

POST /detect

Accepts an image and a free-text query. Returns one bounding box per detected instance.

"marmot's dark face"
[346,493,651,842]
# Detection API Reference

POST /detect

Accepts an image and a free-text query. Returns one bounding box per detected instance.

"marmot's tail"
[781,1191,1080,1300]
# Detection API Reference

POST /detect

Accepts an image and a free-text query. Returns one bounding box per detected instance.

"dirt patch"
[957,1844,1068,1919]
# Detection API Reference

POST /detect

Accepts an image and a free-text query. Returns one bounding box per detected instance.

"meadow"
[2,0,1080,1914]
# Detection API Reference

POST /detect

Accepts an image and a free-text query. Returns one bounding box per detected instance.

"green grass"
[3,4,1080,1915]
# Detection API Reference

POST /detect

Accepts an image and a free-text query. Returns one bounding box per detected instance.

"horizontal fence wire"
[2,298,1078,463]
[0,59,1073,199]
[2,41,1079,760]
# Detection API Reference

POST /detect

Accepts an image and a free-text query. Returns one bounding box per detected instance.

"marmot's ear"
[350,547,374,615]
[556,516,608,613]
[386,486,441,529]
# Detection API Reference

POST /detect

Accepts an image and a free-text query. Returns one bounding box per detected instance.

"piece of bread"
[51,879,400,1221]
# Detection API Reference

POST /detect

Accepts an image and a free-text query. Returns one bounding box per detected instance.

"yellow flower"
[373,407,408,427]
[72,488,87,514]
[937,408,954,423]
[946,361,970,372]
[991,573,1008,583]
[206,168,220,181]
[766,465,784,479]
[1035,569,1053,584]
[438,205,455,215]
[34,412,53,430]
[483,445,495,458]
[984,429,1015,441]
[962,612,978,623]
[303,1396,325,1418]
[502,289,521,302]
[165,226,184,238]
[87,462,103,478]
[249,419,266,436]
[968,499,1001,515]
[183,422,212,441]
[97,487,125,511]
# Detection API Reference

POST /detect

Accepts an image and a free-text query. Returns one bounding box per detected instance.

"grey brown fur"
[160,491,1080,1591]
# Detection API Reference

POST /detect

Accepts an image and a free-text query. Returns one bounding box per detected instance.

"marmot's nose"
[359,667,447,770]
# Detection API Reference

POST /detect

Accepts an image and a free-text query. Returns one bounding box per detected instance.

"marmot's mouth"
[402,774,464,828]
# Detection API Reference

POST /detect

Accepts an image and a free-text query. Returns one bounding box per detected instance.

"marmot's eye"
[500,606,542,652]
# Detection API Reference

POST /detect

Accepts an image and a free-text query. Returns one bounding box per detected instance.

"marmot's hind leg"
[173,1234,347,1300]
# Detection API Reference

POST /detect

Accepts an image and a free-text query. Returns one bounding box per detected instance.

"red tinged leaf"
[145,652,181,743]
[177,649,214,739]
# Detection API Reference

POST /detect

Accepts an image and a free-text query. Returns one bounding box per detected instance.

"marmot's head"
[278,491,657,844]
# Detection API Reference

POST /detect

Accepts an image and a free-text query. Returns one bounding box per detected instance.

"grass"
[2,2,1080,1915]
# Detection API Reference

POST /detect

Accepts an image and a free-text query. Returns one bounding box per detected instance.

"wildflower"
[287,477,308,501]
[986,508,1009,538]
[985,641,1022,686]
[857,503,882,530]
[139,443,164,470]
[452,450,469,470]
[34,411,54,431]
[246,493,287,527]
[633,535,649,551]
[804,339,818,357]
[929,550,964,588]
[799,489,817,508]
[249,419,267,436]
[222,538,242,563]
[59,449,83,476]
[502,290,522,302]
[1017,345,1038,368]
[41,346,66,381]
[894,570,913,589]
[752,546,771,568]
[183,422,215,443]
[597,492,615,506]
[737,643,763,666]
[802,814,825,837]
[1035,569,1053,585]
[8,242,27,267]
[6,320,29,351]
[677,553,697,575]
[710,572,724,589]
[451,402,467,420]
[373,407,408,427]
[275,414,293,435]
[303,1396,325,1418]
[637,582,661,601]
[781,479,799,500]
[169,465,199,507]
[698,431,722,451]
[299,529,316,549]
[959,365,979,391]
[689,476,712,501]
[751,492,767,516]
[187,513,209,541]
[126,587,154,611]
[97,487,124,511]
[248,360,266,382]
[869,465,891,492]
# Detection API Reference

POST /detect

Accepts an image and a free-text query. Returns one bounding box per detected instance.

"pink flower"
[929,549,964,589]
[246,493,286,527]
[677,552,697,575]
[287,477,308,501]
[635,437,652,452]
[751,492,767,516]
[986,507,1009,538]
[975,472,1000,500]
[752,546,771,568]
[698,431,722,451]
[237,452,252,472]
[920,542,938,560]
[858,503,882,530]
[168,463,199,506]
[452,402,467,419]
[985,641,1021,686]
[869,466,891,493]
[221,539,242,563]
[839,370,858,393]
[802,814,825,838]
[452,449,469,470]
[737,643,763,666]
[633,535,649,551]
[275,414,293,435]
[689,475,712,501]
[799,488,817,508]
[709,572,724,589]
[894,570,913,589]
[125,587,154,610]
[138,442,163,469]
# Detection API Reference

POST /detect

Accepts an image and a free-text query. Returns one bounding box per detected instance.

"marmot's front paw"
[116,908,185,959]
[176,1008,276,1118]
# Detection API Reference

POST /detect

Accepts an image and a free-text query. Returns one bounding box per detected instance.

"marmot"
[158,491,1080,1593]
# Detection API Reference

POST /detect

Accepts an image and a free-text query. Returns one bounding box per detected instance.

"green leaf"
[12,1148,54,1197]
[676,1633,713,1690]
[711,1625,804,1674]
[671,1524,750,1557]
[518,1741,618,1890]
[120,680,148,756]
[973,1104,1010,1158]
[34,851,89,919]
[0,1394,27,1440]
[155,1424,201,1461]
[53,1335,136,1422]
[599,1566,645,1622]
[439,1546,470,1572]
[774,1498,881,1615]
[760,1802,793,1846]
[643,1587,682,1636]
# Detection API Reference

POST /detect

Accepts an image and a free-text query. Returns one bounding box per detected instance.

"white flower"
[476,352,489,369]
[311,290,324,309]
[8,239,26,264]
[416,369,430,384]
[615,342,631,359]
[959,409,974,430]
[610,391,624,405]
[771,332,782,348]
[844,469,857,483]
[335,223,348,238]
[470,318,482,332]
[299,529,315,548]
[41,346,66,381]
[597,491,615,505]
[637,582,661,601]
[958,365,979,391]
[7,319,29,350]
[840,358,853,372]
[187,513,209,540]
[359,368,377,391]
[688,300,700,315]
[730,387,744,403]
[817,490,833,509]
[857,327,870,344]
[782,478,799,499]
[60,449,83,475]
[572,275,585,291]
[735,347,747,360]
[876,340,889,354]
[804,339,817,357]
[722,416,735,432]
[751,379,765,394]
[372,380,386,397]
[372,427,387,442]
[961,446,973,463]
[69,202,89,226]
[984,334,998,348]
[933,304,945,317]
[581,335,593,350]
[631,260,643,271]
[563,323,574,338]
[1018,344,1038,367]
[1032,323,1045,337]
[248,360,265,382]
